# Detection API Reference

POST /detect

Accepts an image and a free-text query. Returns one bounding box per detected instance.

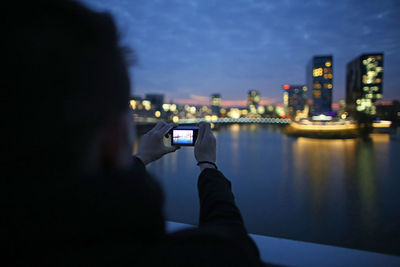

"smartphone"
[170,125,199,146]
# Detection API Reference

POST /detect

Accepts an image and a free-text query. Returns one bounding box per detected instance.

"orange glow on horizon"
[172,98,277,107]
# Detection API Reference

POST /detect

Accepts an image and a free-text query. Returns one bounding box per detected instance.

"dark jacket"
[3,157,262,266]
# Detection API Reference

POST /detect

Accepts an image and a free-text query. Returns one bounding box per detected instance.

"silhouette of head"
[3,0,135,177]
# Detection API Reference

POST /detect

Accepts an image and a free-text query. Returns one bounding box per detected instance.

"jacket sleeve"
[198,168,244,228]
[197,168,260,257]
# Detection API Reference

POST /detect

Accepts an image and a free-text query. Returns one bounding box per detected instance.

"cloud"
[189,95,210,101]
[81,0,400,102]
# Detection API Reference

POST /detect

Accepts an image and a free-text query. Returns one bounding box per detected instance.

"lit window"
[313,90,321,98]
[325,62,332,67]
[212,97,221,106]
[142,100,151,110]
[313,68,323,77]
[313,82,321,89]
[130,100,136,110]
[162,104,170,111]
[283,92,288,106]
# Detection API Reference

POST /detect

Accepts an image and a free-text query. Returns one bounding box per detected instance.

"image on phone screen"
[172,130,194,145]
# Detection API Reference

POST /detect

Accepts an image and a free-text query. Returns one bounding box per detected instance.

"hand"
[195,122,216,170]
[136,121,179,165]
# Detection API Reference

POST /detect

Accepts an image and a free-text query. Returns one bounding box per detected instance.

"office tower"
[211,94,221,115]
[306,55,333,115]
[282,84,307,118]
[248,90,260,113]
[145,93,164,111]
[346,53,383,116]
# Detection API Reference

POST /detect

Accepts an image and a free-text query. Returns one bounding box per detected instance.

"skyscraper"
[346,53,383,116]
[247,90,260,114]
[211,94,221,115]
[306,55,333,115]
[282,84,307,118]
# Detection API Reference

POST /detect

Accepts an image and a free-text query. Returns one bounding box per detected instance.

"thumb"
[164,146,180,154]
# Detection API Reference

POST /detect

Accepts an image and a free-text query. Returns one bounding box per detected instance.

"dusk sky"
[82,0,400,106]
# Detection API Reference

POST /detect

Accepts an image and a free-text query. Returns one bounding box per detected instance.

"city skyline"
[82,0,400,105]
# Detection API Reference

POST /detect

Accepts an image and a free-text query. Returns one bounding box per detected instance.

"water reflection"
[146,124,400,255]
[226,124,240,171]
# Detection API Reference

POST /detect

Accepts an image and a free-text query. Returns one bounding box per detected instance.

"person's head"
[3,0,135,177]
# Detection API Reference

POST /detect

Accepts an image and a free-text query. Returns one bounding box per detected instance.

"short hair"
[3,0,133,176]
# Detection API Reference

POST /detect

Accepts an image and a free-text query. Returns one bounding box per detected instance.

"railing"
[134,116,290,125]
[179,117,291,124]
[166,221,400,266]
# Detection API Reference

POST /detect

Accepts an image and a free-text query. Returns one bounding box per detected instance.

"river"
[146,124,400,255]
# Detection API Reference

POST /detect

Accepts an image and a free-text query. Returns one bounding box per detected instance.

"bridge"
[135,117,291,125]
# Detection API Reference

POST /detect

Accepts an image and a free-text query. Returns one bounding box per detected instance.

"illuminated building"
[346,53,384,116]
[211,94,221,115]
[145,93,164,112]
[282,84,307,118]
[129,96,142,110]
[248,90,260,114]
[306,55,333,115]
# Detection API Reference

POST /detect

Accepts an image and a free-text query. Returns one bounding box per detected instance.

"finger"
[197,122,207,145]
[164,145,180,154]
[159,123,175,136]
[151,121,166,132]
[164,123,178,138]
[209,126,216,141]
[201,122,211,143]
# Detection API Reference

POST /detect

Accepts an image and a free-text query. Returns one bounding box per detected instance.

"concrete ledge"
[166,221,400,266]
